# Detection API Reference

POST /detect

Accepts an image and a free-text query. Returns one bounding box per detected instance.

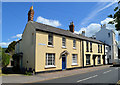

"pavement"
[2,65,114,83]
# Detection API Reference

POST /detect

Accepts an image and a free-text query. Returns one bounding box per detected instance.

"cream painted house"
[14,6,105,73]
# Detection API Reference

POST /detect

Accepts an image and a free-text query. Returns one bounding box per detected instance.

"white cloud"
[75,18,117,37]
[36,16,61,27]
[0,42,11,47]
[101,18,114,25]
[75,23,101,37]
[12,34,22,39]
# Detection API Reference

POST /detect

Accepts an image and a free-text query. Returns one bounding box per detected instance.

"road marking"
[103,70,111,74]
[77,75,98,82]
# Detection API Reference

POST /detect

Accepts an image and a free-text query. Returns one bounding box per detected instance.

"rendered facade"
[95,24,118,64]
[15,6,105,73]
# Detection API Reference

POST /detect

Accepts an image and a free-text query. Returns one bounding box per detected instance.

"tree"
[108,1,120,31]
[0,47,2,65]
[2,49,11,68]
[108,1,120,49]
[5,41,16,55]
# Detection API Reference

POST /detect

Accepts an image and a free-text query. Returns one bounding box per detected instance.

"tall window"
[86,55,90,65]
[62,37,66,47]
[98,44,100,53]
[101,44,102,53]
[109,46,111,51]
[46,53,55,66]
[108,33,110,37]
[90,42,92,52]
[73,40,76,48]
[98,56,101,64]
[86,41,89,52]
[48,34,53,46]
[72,54,77,65]
[109,55,111,59]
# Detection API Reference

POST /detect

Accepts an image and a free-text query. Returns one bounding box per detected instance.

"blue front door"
[62,57,66,70]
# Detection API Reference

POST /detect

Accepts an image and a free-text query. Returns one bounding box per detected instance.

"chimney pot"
[82,31,85,36]
[101,24,106,29]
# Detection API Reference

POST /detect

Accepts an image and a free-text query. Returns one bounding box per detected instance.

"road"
[37,67,120,84]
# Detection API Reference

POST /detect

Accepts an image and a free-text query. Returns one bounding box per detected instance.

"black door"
[93,56,96,66]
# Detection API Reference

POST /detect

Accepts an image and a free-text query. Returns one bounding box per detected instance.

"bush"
[2,52,10,68]
[25,71,33,76]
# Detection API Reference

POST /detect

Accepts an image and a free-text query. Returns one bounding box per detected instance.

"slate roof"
[30,21,103,44]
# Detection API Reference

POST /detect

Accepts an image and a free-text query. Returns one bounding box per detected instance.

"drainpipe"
[82,41,84,68]
[104,42,105,65]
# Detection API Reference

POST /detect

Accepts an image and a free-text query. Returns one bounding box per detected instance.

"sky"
[1,1,119,47]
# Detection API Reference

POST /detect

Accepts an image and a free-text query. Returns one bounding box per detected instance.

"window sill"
[47,45,54,48]
[86,64,91,65]
[73,47,76,50]
[71,63,78,66]
[62,46,67,49]
[45,65,56,68]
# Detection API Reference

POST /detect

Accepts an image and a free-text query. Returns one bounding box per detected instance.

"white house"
[95,24,118,64]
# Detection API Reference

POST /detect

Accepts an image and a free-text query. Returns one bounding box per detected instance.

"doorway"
[62,56,66,70]
[93,55,96,66]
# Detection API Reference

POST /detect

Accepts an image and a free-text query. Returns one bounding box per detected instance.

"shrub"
[25,71,33,76]
[2,52,10,68]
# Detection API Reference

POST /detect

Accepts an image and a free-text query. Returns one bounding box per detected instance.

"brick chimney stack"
[28,6,34,21]
[69,21,74,33]
[101,24,106,29]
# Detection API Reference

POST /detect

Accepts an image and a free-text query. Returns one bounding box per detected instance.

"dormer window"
[48,33,53,46]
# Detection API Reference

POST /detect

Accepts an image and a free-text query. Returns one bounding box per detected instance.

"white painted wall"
[95,26,118,64]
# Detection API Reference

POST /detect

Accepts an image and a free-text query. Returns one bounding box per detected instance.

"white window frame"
[62,37,66,48]
[48,33,53,46]
[72,54,78,65]
[73,40,76,49]
[45,53,55,68]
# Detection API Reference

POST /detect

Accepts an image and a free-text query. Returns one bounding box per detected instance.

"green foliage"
[108,14,113,18]
[25,71,33,76]
[114,7,118,11]
[5,41,16,55]
[0,47,2,64]
[2,52,11,68]
[108,2,120,31]
[108,21,114,24]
